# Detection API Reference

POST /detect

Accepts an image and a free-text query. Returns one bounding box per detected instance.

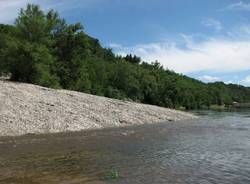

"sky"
[1,0,250,86]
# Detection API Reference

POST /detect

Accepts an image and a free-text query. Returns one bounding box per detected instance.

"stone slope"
[0,80,196,136]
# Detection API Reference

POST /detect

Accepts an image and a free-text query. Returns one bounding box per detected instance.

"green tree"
[4,4,60,87]
[1,3,250,109]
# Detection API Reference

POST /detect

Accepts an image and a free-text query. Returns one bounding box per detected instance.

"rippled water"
[1,110,250,184]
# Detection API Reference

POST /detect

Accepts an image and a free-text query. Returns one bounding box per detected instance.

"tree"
[1,3,250,109]
[3,4,59,87]
[124,54,141,64]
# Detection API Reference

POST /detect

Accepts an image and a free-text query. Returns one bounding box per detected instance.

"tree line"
[1,4,250,109]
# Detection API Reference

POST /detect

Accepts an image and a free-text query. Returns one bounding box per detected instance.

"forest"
[1,4,250,110]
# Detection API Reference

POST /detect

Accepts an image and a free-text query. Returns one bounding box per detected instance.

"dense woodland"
[1,4,250,109]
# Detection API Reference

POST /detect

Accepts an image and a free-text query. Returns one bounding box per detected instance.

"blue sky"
[1,0,250,86]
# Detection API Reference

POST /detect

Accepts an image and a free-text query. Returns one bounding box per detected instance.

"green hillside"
[1,4,250,109]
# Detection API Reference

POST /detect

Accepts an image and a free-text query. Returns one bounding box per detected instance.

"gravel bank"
[0,80,196,136]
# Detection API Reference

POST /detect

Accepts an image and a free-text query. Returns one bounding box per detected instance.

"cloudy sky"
[1,0,250,86]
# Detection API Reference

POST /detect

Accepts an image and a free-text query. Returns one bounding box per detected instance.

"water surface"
[0,110,250,184]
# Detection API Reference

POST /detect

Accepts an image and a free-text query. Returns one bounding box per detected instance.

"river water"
[0,110,250,184]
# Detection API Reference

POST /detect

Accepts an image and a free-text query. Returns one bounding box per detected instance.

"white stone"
[0,80,196,136]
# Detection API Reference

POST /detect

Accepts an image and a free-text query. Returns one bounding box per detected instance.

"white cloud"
[202,18,223,31]
[242,75,250,84]
[225,1,250,11]
[108,43,122,48]
[225,80,233,84]
[115,36,250,74]
[226,25,250,41]
[199,75,220,82]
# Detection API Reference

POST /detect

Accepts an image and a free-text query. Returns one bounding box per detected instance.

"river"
[0,110,250,184]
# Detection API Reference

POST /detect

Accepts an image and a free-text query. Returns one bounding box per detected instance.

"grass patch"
[210,104,226,111]
[100,170,119,181]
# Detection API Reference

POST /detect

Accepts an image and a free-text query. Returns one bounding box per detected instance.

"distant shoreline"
[0,80,196,137]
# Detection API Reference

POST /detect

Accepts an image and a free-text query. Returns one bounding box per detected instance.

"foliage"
[1,4,250,109]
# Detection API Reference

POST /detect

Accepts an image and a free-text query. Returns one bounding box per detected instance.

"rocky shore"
[0,80,196,136]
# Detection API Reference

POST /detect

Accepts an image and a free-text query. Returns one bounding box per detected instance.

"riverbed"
[0,110,250,184]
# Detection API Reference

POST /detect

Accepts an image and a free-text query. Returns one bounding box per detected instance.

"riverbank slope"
[0,80,196,136]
